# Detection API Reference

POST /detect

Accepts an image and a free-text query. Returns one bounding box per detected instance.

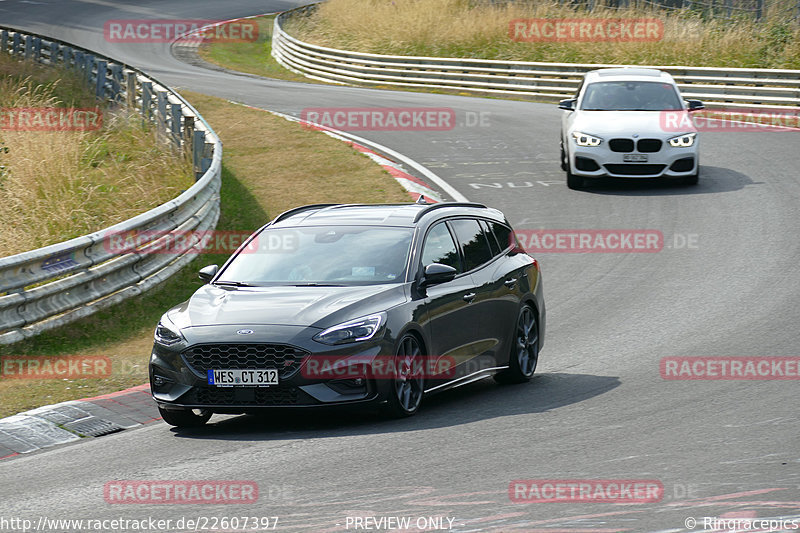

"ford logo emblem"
[236,329,254,335]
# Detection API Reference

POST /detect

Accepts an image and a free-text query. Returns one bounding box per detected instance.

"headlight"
[313,313,386,345]
[572,131,603,147]
[154,316,184,346]
[668,133,697,147]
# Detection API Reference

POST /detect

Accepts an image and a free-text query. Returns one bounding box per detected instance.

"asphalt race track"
[1,1,799,531]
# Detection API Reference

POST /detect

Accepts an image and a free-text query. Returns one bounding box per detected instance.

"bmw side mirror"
[558,98,576,111]
[421,263,458,287]
[686,100,705,112]
[198,264,219,282]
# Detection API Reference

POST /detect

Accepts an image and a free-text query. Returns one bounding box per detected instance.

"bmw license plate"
[623,154,648,162]
[207,369,278,387]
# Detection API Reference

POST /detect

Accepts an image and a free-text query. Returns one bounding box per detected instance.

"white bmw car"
[559,68,704,190]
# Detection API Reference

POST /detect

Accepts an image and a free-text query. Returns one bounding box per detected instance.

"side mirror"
[198,264,219,282]
[421,263,457,287]
[558,98,576,111]
[686,100,705,112]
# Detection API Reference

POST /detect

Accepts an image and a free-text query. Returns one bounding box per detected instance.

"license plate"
[207,369,278,387]
[623,154,648,162]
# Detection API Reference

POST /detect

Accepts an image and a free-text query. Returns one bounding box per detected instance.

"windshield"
[216,226,414,286]
[580,81,682,111]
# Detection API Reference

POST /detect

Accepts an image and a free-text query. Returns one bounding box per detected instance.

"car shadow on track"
[581,166,755,196]
[167,372,620,440]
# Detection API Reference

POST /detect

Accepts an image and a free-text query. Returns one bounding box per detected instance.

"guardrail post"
[49,41,60,65]
[108,64,123,102]
[756,0,763,19]
[95,59,107,100]
[141,81,153,120]
[192,130,206,180]
[156,90,168,134]
[32,37,41,60]
[125,71,137,109]
[1,30,8,53]
[12,33,21,55]
[183,115,195,160]
[24,35,32,59]
[170,103,183,148]
[63,46,73,69]
[85,54,96,87]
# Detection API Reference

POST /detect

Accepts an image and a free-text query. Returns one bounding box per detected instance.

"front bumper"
[569,141,698,179]
[150,325,393,413]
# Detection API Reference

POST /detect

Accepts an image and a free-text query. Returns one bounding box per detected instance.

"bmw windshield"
[580,81,683,111]
[215,226,414,286]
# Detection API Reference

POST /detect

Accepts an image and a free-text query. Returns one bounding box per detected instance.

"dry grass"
[0,56,193,256]
[285,0,800,68]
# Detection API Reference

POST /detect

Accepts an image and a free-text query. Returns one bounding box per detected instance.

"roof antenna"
[416,195,428,204]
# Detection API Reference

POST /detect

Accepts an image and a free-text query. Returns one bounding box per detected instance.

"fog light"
[153,374,173,387]
[328,378,367,395]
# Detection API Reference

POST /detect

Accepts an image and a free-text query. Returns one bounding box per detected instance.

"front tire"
[567,171,584,190]
[495,305,539,384]
[158,406,212,427]
[383,334,425,418]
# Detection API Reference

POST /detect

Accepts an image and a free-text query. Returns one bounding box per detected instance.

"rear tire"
[495,305,539,384]
[383,334,425,418]
[158,406,212,427]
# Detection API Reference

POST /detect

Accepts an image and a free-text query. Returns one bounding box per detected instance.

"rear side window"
[487,221,514,252]
[421,222,462,273]
[479,219,500,256]
[450,218,493,272]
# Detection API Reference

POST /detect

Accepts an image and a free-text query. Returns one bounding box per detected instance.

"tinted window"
[217,226,413,285]
[488,221,513,252]
[580,81,682,111]
[479,219,500,256]
[450,218,493,271]
[421,222,462,273]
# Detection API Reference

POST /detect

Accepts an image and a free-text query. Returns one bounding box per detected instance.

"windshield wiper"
[213,280,255,287]
[289,283,344,287]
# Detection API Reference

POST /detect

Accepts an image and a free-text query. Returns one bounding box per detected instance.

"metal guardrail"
[272,5,800,109]
[0,26,222,345]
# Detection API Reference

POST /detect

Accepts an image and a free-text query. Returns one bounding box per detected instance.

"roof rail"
[272,204,340,224]
[413,202,488,223]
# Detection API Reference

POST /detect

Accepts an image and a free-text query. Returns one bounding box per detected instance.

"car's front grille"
[189,386,302,406]
[609,139,635,152]
[182,344,308,379]
[604,164,666,176]
[637,139,662,152]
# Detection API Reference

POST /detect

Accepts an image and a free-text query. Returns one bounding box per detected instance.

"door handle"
[462,292,476,303]
[504,278,517,289]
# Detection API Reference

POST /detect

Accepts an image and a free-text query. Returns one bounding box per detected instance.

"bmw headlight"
[154,315,184,346]
[313,313,386,345]
[668,133,697,147]
[572,131,603,147]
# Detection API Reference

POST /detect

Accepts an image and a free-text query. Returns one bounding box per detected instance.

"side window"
[488,221,514,252]
[479,219,500,257]
[421,222,462,273]
[450,218,493,272]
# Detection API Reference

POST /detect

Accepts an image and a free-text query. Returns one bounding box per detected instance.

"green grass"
[198,15,310,82]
